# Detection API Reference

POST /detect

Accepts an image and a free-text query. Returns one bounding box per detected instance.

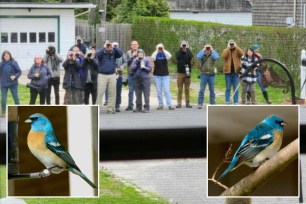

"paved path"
[101,155,306,204]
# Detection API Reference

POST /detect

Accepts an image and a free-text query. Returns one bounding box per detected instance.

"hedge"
[132,17,306,92]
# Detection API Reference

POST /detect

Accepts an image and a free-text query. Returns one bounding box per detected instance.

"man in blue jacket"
[96,40,123,114]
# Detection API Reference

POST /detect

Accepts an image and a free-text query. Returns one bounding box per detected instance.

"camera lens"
[87,53,92,58]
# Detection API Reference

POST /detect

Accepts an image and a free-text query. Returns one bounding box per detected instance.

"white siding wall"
[0,9,75,70]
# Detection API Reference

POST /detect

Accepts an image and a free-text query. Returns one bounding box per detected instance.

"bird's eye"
[275,120,283,125]
[30,117,38,121]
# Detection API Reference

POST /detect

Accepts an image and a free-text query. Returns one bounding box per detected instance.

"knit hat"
[181,40,187,46]
[251,44,260,51]
[137,49,144,54]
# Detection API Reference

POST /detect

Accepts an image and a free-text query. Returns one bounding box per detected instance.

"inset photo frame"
[7,105,99,197]
[207,105,299,197]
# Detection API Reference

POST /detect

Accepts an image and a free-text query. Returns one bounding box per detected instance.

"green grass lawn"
[0,167,168,204]
[6,84,30,105]
[0,165,5,198]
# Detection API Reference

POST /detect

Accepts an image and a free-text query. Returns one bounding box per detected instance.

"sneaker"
[176,104,181,108]
[168,106,175,110]
[104,102,108,106]
[198,105,202,109]
[142,109,149,113]
[125,106,133,111]
[186,104,192,108]
[107,110,115,114]
[157,106,163,110]
[115,108,120,112]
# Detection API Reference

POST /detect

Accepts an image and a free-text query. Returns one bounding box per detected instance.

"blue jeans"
[225,73,239,104]
[1,84,20,112]
[127,74,135,108]
[198,74,215,105]
[153,75,172,106]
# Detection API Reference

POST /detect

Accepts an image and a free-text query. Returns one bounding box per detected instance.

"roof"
[0,3,96,9]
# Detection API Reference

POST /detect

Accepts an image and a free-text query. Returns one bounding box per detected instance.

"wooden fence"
[75,19,132,52]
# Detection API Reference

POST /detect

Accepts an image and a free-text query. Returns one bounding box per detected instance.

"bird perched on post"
[25,113,97,188]
[218,114,287,180]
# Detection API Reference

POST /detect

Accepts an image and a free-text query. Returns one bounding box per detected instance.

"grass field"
[0,167,168,204]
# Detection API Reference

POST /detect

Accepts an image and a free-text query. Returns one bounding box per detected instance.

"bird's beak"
[24,119,32,124]
[281,121,287,126]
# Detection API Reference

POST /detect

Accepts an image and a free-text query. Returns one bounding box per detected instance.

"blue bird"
[25,113,97,188]
[218,114,287,180]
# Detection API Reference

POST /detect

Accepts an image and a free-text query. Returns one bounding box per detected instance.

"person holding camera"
[123,41,144,111]
[96,40,123,114]
[221,39,244,105]
[130,49,152,113]
[239,48,259,105]
[27,55,51,105]
[44,46,63,105]
[0,50,21,116]
[175,40,193,108]
[69,36,88,56]
[62,51,82,104]
[196,44,219,108]
[82,50,98,104]
[151,43,175,110]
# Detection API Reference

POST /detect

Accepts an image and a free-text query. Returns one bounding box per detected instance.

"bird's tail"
[218,157,238,181]
[68,166,97,188]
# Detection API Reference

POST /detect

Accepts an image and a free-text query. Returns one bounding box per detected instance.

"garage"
[0,3,96,70]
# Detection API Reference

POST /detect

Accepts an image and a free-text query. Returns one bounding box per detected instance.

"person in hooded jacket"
[82,50,98,104]
[27,55,51,105]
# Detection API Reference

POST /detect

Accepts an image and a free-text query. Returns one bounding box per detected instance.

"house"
[0,2,96,70]
[252,0,306,27]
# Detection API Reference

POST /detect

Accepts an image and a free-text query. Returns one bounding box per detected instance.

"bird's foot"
[39,169,51,177]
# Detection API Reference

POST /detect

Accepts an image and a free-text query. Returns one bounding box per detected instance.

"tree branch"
[221,138,298,196]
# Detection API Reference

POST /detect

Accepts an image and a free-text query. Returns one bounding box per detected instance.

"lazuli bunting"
[25,113,97,188]
[218,114,287,180]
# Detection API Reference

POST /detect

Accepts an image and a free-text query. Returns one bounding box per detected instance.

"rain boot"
[263,91,272,104]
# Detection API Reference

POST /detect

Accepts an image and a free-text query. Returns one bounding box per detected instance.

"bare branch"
[208,144,233,190]
[221,138,298,196]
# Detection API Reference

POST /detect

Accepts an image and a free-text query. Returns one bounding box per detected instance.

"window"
[48,32,55,42]
[39,32,46,43]
[20,33,27,43]
[10,33,18,43]
[1,33,8,43]
[30,32,36,43]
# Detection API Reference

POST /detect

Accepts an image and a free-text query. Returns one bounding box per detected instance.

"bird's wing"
[45,133,81,171]
[235,123,274,165]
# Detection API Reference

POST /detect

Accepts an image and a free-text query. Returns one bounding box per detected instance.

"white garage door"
[0,17,58,70]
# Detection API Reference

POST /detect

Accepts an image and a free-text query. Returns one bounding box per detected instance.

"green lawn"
[6,84,30,105]
[0,168,168,204]
[0,165,5,198]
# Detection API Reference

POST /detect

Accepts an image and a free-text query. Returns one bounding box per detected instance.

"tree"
[113,0,169,23]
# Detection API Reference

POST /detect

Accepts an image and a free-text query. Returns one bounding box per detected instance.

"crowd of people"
[0,36,271,115]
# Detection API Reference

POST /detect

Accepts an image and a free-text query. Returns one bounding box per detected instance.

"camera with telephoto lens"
[185,64,190,78]
[87,53,92,58]
[26,83,42,92]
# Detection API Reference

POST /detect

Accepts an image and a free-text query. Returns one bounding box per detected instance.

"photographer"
[27,55,51,105]
[96,40,123,114]
[0,50,21,116]
[130,49,152,113]
[44,46,63,105]
[151,43,175,110]
[221,39,244,105]
[196,44,219,108]
[82,50,98,105]
[62,51,82,104]
[175,40,193,108]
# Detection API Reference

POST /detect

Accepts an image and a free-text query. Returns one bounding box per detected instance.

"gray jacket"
[27,64,51,89]
[43,54,63,78]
